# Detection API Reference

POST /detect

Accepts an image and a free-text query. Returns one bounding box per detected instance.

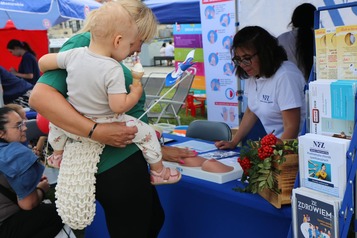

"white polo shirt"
[244,61,306,137]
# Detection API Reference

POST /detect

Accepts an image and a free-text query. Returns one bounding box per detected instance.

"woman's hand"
[91,122,138,147]
[162,146,198,164]
[9,67,16,74]
[215,140,237,150]
[37,178,50,193]
[30,83,138,148]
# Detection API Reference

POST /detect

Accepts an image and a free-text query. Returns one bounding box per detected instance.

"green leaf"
[256,176,267,182]
[258,169,270,174]
[259,181,266,188]
[267,175,274,188]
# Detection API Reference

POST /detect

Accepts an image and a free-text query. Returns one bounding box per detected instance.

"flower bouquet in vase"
[235,133,299,208]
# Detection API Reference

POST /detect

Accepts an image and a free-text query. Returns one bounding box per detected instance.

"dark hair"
[0,107,15,142]
[231,26,287,79]
[162,43,166,47]
[290,3,316,80]
[7,39,36,57]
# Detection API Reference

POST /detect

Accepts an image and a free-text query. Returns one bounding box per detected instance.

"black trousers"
[96,151,165,238]
[0,203,63,238]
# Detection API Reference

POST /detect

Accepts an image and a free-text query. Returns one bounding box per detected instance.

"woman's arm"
[10,71,33,80]
[162,146,198,164]
[38,53,59,73]
[17,179,49,210]
[280,107,301,139]
[29,83,137,147]
[215,107,258,149]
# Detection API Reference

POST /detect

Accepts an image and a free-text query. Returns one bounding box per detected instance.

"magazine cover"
[299,133,350,198]
[292,187,341,238]
[326,27,337,80]
[315,28,328,80]
[336,25,357,80]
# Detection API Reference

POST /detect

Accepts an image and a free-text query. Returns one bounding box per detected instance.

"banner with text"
[200,0,238,128]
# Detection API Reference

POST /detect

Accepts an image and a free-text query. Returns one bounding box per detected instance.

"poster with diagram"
[200,0,238,128]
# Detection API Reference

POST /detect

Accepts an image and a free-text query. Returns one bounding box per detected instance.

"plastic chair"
[147,69,196,125]
[185,91,205,117]
[186,120,232,141]
[143,72,167,109]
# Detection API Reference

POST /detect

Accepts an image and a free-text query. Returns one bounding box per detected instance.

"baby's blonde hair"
[81,0,157,43]
[85,1,136,42]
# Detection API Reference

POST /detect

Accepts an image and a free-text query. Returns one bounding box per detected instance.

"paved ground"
[142,66,175,77]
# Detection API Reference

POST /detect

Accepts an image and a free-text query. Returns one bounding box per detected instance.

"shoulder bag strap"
[0,184,17,204]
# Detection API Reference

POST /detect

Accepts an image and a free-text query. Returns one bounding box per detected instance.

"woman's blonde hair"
[81,0,157,42]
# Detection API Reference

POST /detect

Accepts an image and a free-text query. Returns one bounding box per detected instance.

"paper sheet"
[171,140,217,153]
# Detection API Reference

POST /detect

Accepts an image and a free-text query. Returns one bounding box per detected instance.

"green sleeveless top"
[37,32,148,174]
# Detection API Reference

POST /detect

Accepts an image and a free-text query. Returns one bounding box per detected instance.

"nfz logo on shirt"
[260,94,273,104]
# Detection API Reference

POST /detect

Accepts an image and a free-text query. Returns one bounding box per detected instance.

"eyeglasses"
[8,120,26,131]
[232,53,257,66]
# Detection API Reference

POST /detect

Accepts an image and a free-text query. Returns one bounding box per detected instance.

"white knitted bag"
[55,139,104,230]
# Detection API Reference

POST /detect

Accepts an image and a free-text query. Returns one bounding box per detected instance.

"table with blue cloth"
[85,133,292,238]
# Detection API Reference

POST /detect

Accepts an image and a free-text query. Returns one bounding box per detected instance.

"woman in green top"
[30,0,196,237]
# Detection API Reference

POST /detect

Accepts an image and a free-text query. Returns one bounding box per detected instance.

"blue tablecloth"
[85,133,292,238]
[157,133,292,238]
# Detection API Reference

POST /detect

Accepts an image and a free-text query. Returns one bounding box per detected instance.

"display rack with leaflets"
[290,2,357,238]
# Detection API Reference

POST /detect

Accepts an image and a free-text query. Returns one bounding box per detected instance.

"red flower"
[237,156,252,175]
[260,133,277,146]
[258,145,274,160]
[235,132,298,193]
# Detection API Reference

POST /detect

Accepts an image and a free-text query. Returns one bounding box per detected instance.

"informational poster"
[199,0,238,128]
[173,24,205,94]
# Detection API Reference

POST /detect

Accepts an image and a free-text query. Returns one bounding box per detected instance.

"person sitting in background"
[7,39,40,85]
[165,40,174,66]
[160,42,166,56]
[0,107,63,238]
[159,42,167,65]
[277,3,316,82]
[4,103,47,158]
[215,26,306,150]
[0,66,33,108]
[4,104,26,120]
